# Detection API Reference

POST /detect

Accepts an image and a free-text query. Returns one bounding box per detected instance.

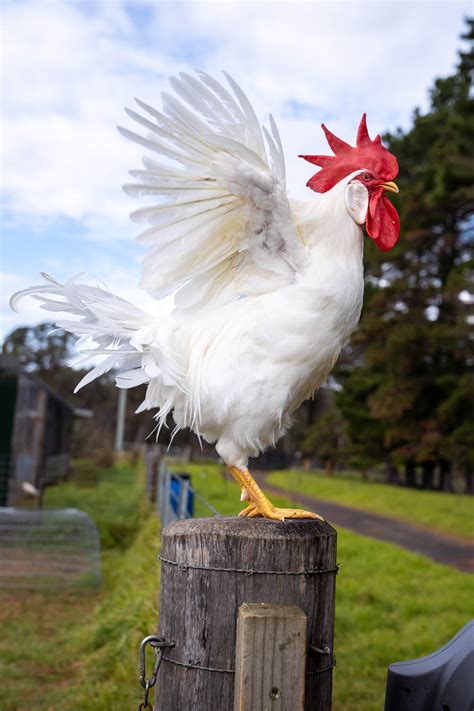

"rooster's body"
[140,187,364,469]
[12,71,399,519]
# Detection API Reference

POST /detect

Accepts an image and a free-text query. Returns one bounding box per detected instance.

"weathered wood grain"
[146,450,160,503]
[155,517,337,711]
[234,603,307,711]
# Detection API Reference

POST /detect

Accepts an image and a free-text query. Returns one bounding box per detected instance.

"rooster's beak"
[380,181,399,194]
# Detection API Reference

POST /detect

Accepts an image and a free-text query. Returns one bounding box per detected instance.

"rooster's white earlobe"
[345,180,369,225]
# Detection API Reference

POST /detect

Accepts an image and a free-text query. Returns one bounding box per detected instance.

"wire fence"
[0,507,101,590]
[145,449,221,528]
[0,449,212,591]
[0,451,71,506]
[0,454,12,507]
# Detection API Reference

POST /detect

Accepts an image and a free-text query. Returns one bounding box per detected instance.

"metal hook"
[138,633,176,709]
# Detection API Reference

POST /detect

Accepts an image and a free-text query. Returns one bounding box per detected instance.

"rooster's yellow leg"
[228,466,323,521]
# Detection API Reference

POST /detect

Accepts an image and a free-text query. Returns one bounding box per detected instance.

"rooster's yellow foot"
[229,465,323,521]
[239,501,323,521]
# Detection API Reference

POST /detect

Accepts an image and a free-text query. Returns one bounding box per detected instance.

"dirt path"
[256,474,474,573]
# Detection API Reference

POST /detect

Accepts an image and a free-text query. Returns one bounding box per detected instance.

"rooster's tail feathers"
[9,274,183,404]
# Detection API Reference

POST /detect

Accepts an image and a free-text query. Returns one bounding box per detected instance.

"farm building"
[0,355,75,505]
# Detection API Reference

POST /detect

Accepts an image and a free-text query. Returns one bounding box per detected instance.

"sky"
[1,0,471,340]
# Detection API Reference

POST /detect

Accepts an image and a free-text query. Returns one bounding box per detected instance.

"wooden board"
[234,603,306,711]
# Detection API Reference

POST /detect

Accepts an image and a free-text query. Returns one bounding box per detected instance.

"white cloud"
[3,0,469,221]
[152,1,469,198]
[1,1,189,236]
[1,0,471,337]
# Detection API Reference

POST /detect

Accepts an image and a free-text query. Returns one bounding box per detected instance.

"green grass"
[171,463,474,711]
[0,461,161,711]
[266,468,474,540]
[68,511,160,709]
[1,460,472,711]
[333,533,472,711]
[44,463,145,549]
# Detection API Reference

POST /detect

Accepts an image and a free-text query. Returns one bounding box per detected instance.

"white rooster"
[11,71,400,520]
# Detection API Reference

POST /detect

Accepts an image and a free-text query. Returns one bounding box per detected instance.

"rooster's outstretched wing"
[119,71,306,311]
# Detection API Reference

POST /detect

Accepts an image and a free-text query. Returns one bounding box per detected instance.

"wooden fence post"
[158,465,172,526]
[154,517,337,711]
[146,449,160,503]
[150,453,160,504]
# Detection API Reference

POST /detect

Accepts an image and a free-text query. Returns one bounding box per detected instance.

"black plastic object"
[384,620,474,711]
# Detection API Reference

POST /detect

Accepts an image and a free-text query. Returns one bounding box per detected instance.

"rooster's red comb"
[299,114,398,193]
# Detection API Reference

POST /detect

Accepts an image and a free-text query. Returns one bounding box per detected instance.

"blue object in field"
[384,619,474,711]
[169,472,194,518]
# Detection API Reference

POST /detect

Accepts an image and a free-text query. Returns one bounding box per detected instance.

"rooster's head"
[299,115,400,252]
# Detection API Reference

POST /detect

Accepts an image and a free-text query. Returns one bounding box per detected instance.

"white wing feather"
[119,71,305,310]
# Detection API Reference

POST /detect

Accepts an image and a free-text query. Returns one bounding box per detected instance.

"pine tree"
[337,19,474,490]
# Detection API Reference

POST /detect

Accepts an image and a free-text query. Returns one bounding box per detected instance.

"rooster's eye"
[362,173,371,181]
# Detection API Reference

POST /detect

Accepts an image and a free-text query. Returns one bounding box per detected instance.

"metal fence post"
[161,467,172,526]
[178,477,190,520]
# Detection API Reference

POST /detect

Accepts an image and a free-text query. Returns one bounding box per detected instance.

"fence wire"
[0,507,101,590]
[145,450,221,527]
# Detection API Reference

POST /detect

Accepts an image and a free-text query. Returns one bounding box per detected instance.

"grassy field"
[1,460,473,711]
[0,461,161,711]
[266,468,474,540]
[174,462,474,711]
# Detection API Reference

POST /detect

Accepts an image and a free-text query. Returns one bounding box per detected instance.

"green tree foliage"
[301,402,347,474]
[3,322,77,373]
[335,369,386,476]
[337,19,474,490]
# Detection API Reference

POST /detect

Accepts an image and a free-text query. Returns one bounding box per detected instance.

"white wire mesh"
[0,507,101,590]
